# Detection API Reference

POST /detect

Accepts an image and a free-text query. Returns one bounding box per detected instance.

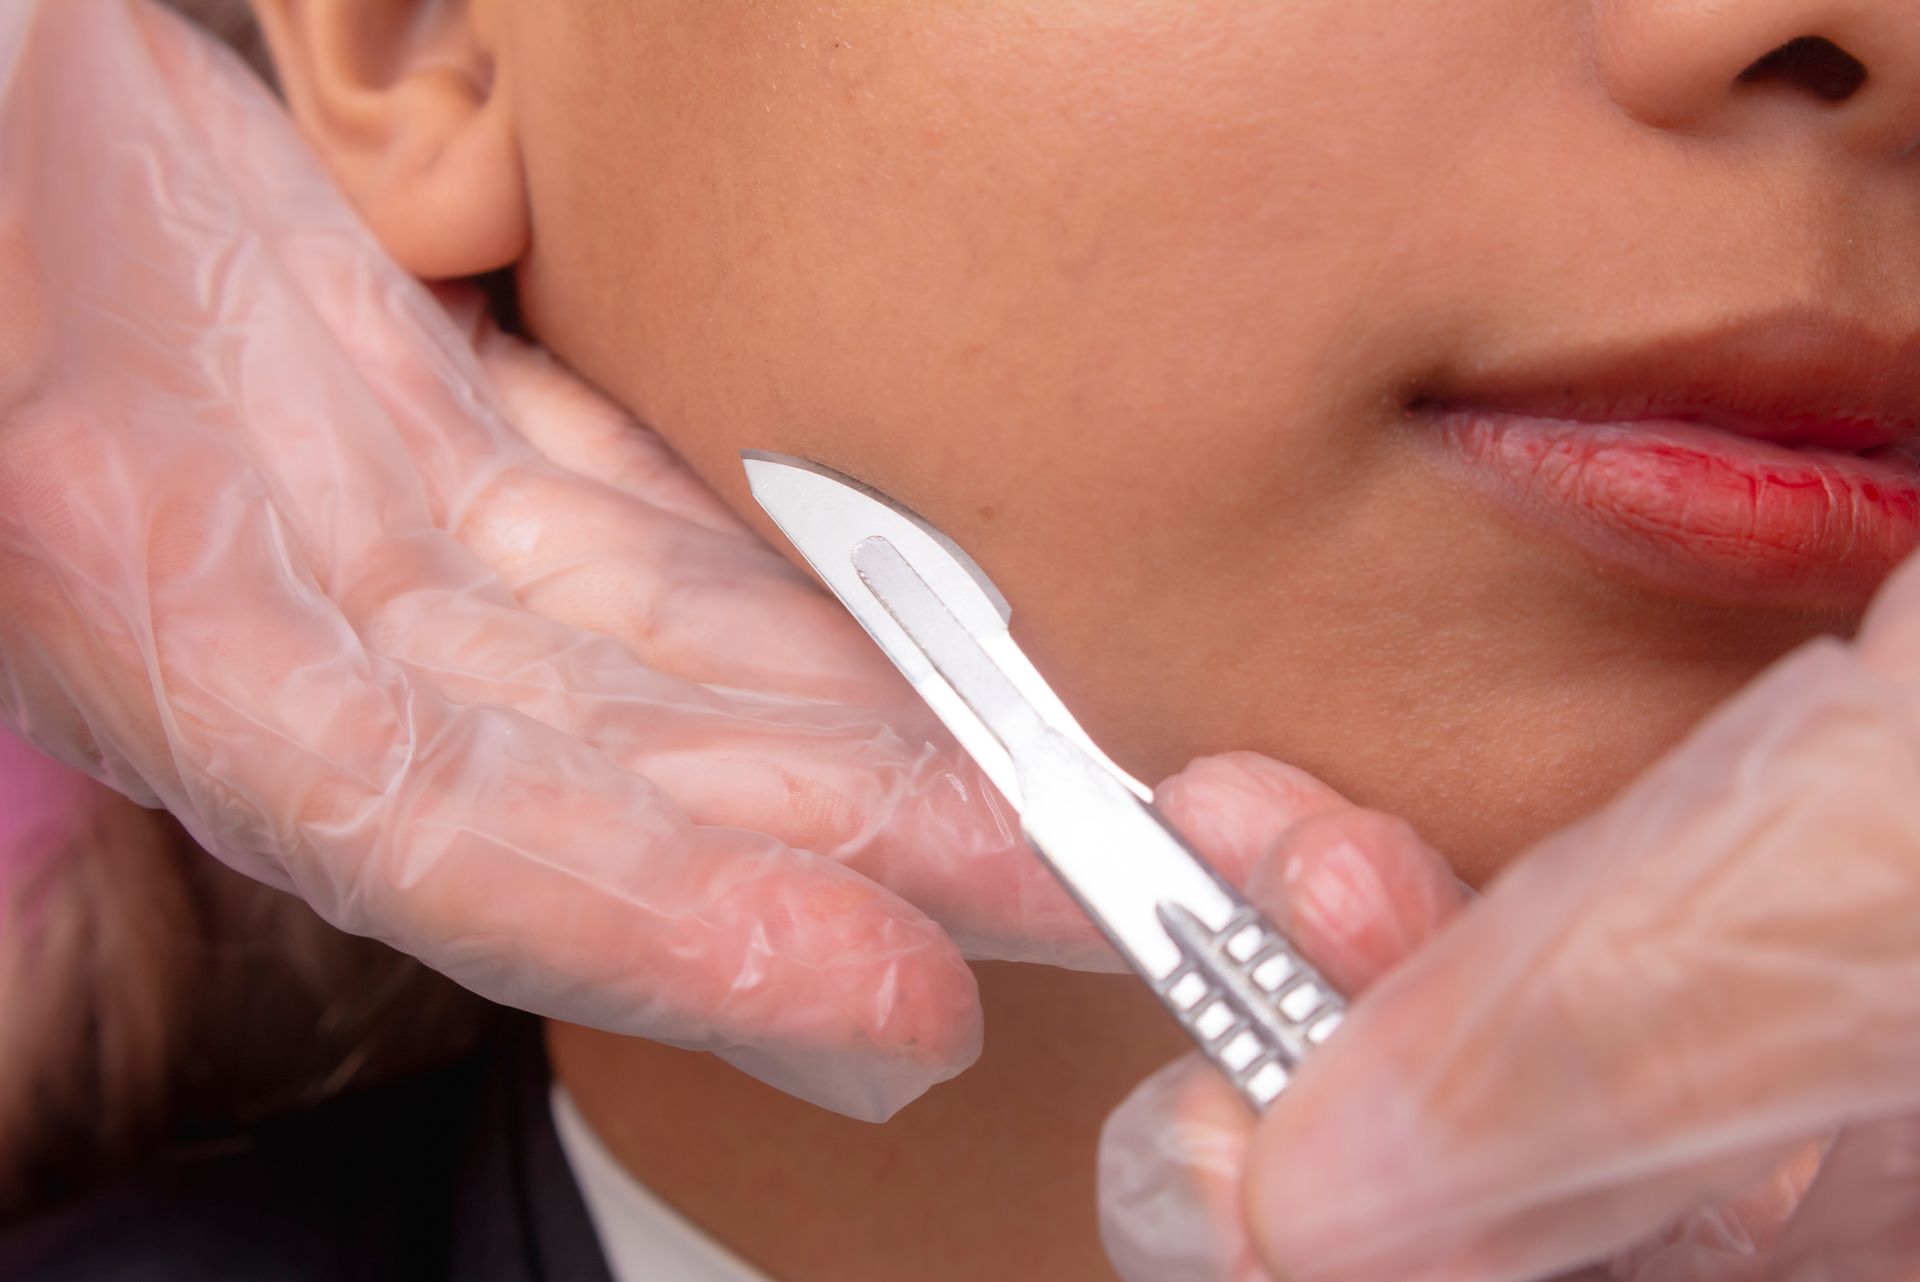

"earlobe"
[248,0,529,281]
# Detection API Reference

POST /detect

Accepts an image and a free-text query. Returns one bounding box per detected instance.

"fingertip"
[1160,752,1348,816]
[1100,1054,1270,1282]
[728,885,985,1121]
[1156,752,1351,882]
[685,829,987,1077]
[1248,808,1466,994]
[716,933,983,1122]
[879,932,986,1076]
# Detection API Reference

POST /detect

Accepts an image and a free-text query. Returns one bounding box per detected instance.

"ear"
[248,0,527,280]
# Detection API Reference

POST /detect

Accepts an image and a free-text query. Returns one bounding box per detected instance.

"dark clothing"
[0,1027,614,1282]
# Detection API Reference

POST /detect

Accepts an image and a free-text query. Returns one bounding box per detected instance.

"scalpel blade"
[741,451,1147,808]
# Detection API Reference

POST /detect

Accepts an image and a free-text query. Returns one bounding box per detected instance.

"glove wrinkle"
[0,0,1121,1123]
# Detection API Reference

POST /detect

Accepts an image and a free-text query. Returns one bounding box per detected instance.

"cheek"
[508,0,1447,653]
[505,3,1821,880]
[509,0,1506,475]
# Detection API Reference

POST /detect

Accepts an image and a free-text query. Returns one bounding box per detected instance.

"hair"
[0,781,496,1223]
[0,5,496,1222]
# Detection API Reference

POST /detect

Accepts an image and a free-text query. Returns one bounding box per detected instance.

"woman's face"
[494,0,1920,880]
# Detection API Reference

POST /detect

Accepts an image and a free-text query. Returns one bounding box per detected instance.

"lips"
[1415,312,1920,612]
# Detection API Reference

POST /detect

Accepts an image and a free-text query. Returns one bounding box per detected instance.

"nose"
[1597,0,1920,155]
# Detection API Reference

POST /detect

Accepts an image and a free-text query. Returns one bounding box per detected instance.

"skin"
[250,0,1920,1276]
[550,964,1195,1282]
[496,0,1897,878]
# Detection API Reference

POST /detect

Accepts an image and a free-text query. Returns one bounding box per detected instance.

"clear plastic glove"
[0,0,1144,1122]
[1100,755,1470,1282]
[1100,554,1920,1281]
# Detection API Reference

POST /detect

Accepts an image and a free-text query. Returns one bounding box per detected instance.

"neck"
[548,961,1191,1282]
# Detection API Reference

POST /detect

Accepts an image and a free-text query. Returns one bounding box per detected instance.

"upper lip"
[1414,309,1920,453]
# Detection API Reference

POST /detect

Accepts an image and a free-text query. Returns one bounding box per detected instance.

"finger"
[450,290,894,701]
[1241,638,1920,1282]
[1156,751,1468,990]
[1100,1054,1277,1282]
[1253,807,1468,995]
[420,321,1111,961]
[300,514,1103,968]
[1154,751,1354,872]
[14,426,983,1116]
[432,301,1118,959]
[433,429,910,699]
[460,311,754,541]
[365,352,1106,965]
[154,467,989,1115]
[422,437,1103,960]
[1100,760,1463,1282]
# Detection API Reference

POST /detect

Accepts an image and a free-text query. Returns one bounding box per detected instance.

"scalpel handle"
[1152,900,1346,1111]
[849,529,1347,1111]
[1012,747,1347,1113]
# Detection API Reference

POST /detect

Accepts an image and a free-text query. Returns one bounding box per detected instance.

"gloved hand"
[0,0,1149,1122]
[1099,756,1471,1282]
[1099,554,1920,1280]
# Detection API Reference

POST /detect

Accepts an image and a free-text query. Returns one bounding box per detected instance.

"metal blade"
[742,451,1148,807]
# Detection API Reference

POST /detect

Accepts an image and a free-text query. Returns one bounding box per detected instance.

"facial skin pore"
[249,1,1920,1277]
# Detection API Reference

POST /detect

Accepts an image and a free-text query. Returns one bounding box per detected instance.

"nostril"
[1737,36,1868,104]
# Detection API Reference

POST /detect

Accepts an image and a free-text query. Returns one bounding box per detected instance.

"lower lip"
[1425,409,1920,611]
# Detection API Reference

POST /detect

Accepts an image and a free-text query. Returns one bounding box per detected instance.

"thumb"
[1099,753,1467,1282]
[1242,637,1920,1282]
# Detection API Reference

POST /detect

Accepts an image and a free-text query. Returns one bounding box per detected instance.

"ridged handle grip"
[1154,903,1347,1111]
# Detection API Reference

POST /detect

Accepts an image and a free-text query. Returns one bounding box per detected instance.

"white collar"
[550,1084,780,1282]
